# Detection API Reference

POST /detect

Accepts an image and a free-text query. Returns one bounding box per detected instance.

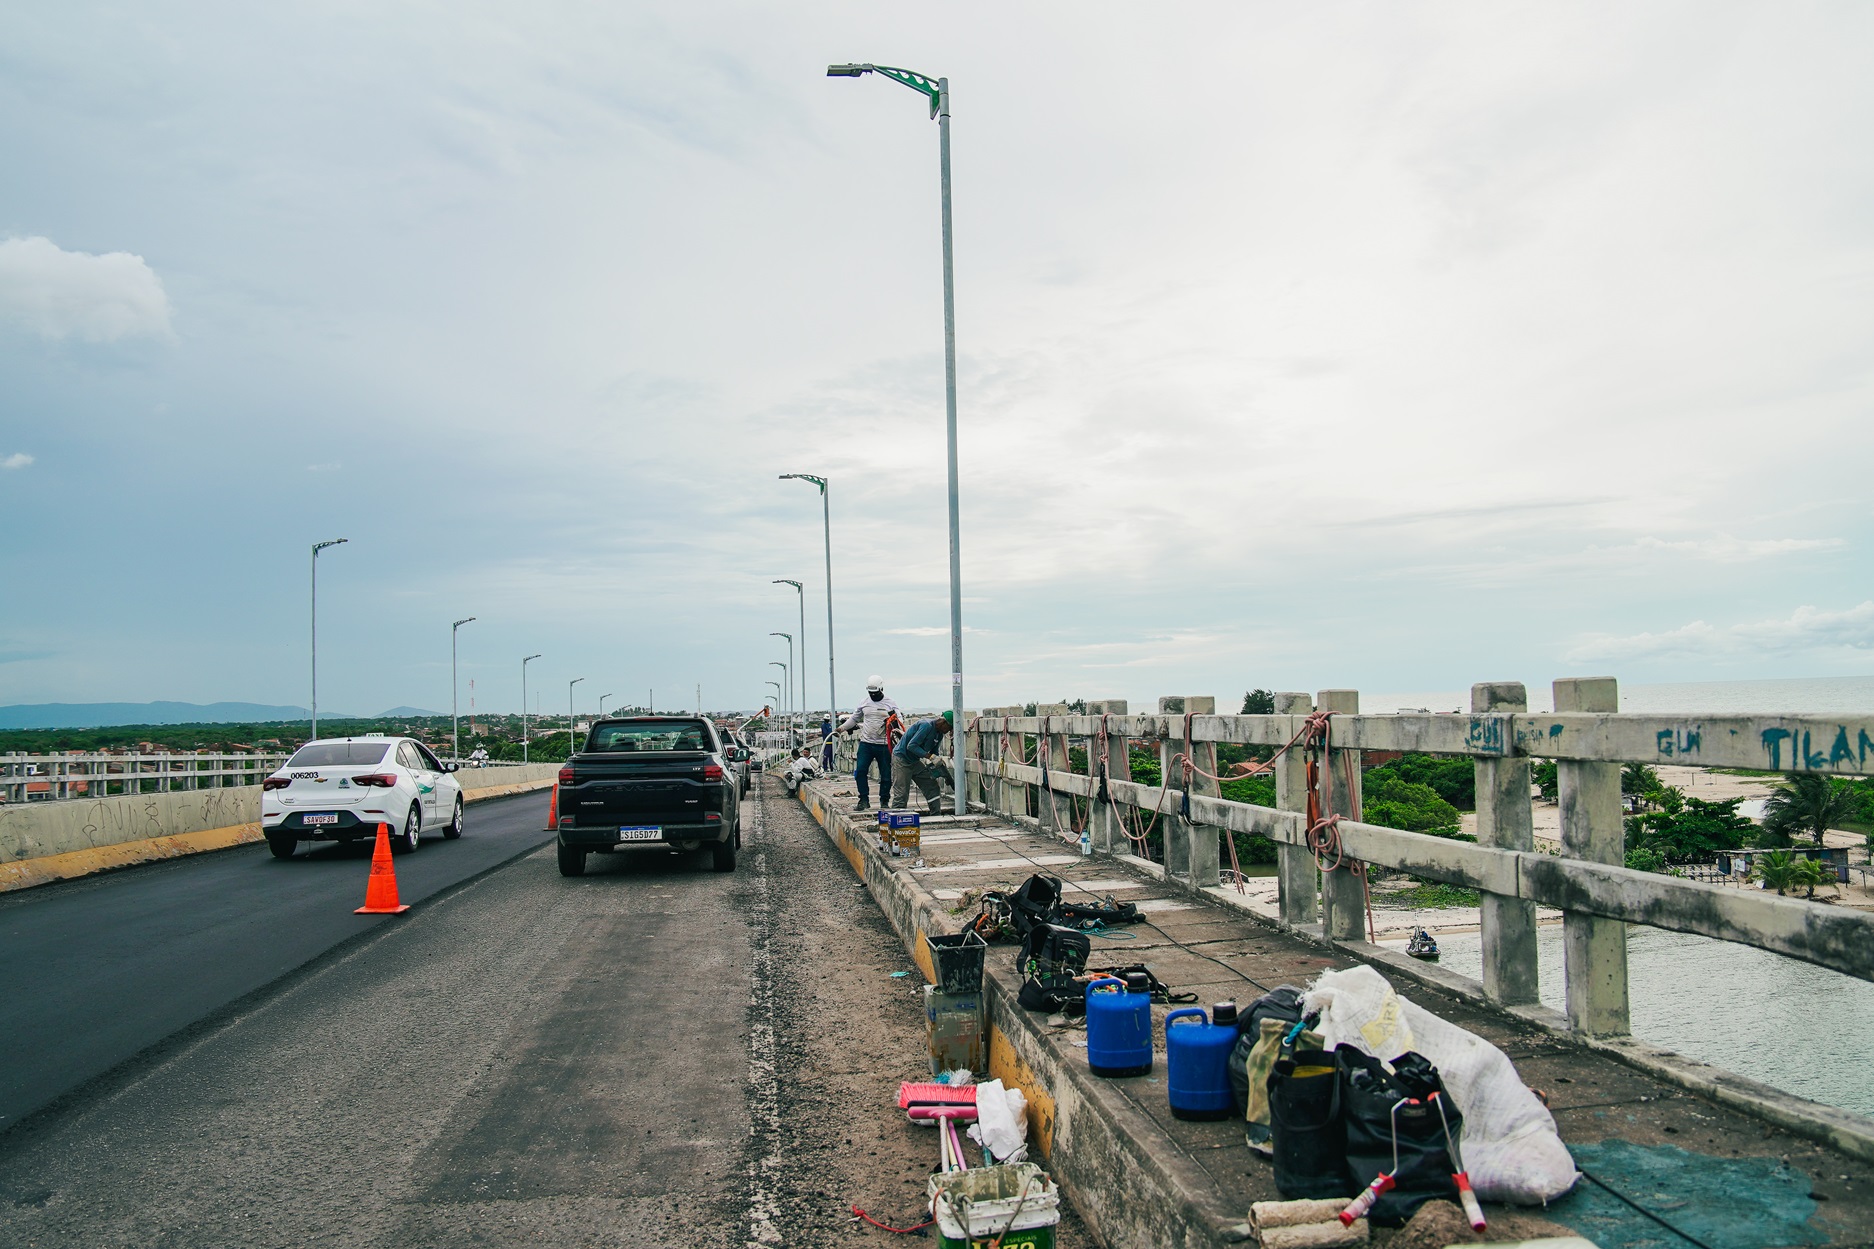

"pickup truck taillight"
[351,773,398,787]
[262,777,291,791]
[702,764,723,781]
[558,766,575,785]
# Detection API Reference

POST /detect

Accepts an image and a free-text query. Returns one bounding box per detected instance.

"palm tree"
[1758,774,1857,846]
[1751,850,1832,898]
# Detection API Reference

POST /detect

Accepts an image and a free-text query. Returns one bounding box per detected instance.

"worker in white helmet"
[837,675,901,812]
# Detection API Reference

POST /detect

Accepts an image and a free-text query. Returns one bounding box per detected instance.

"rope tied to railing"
[1300,711,1377,939]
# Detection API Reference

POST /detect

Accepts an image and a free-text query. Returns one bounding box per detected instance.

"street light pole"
[769,633,793,728]
[521,654,541,762]
[773,579,807,726]
[451,617,476,761]
[600,693,612,716]
[826,63,968,808]
[310,538,347,741]
[569,677,584,752]
[779,475,836,728]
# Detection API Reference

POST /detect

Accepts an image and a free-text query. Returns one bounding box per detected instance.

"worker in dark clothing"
[889,711,952,814]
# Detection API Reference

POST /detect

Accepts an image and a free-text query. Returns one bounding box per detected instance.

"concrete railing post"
[1086,700,1130,855]
[1555,676,1630,1037]
[1472,681,1538,1007]
[1274,692,1318,926]
[993,709,1024,821]
[1157,696,1218,887]
[1316,689,1365,942]
[1034,704,1071,837]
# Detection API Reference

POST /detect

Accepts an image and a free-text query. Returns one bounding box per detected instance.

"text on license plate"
[617,826,662,842]
[303,813,339,825]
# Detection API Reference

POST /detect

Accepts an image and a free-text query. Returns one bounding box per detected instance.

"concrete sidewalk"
[796,772,1874,1249]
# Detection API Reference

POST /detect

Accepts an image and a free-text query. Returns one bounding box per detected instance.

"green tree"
[1624,846,1668,873]
[1759,774,1858,846]
[1533,760,1559,802]
[1381,754,1475,811]
[1362,769,1464,838]
[1241,689,1275,715]
[1624,793,1752,863]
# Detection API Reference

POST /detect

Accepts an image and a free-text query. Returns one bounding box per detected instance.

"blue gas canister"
[1165,1001,1238,1120]
[1085,975,1153,1077]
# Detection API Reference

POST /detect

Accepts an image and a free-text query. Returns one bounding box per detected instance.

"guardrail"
[1,754,291,804]
[818,678,1874,1043]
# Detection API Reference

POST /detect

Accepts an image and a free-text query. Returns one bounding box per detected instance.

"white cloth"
[1303,965,1578,1205]
[839,696,901,745]
[965,1078,1030,1164]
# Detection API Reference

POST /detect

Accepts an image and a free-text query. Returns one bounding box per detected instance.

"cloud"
[2,453,32,470]
[883,626,989,637]
[1568,603,1874,663]
[0,236,172,342]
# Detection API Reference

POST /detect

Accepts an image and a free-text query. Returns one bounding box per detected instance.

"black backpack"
[1228,986,1305,1115]
[1015,923,1091,1013]
[1268,1031,1352,1200]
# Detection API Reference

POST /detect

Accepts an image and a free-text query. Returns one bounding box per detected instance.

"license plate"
[616,826,662,842]
[303,813,339,826]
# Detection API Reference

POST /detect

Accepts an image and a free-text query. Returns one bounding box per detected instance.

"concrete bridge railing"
[830,677,1874,1044]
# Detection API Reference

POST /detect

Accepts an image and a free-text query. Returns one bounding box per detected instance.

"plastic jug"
[1165,1003,1238,1120]
[1085,975,1153,1077]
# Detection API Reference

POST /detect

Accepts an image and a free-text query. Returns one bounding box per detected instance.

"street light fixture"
[764,680,783,723]
[521,654,541,762]
[768,660,789,738]
[310,538,348,741]
[451,617,476,761]
[599,693,613,716]
[569,677,585,752]
[826,62,968,807]
[773,579,808,726]
[778,475,836,727]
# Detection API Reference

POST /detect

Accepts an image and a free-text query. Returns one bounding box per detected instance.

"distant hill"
[378,706,443,718]
[0,701,340,730]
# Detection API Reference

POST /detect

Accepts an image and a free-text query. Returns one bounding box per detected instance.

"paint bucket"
[926,929,988,994]
[929,1163,1060,1249]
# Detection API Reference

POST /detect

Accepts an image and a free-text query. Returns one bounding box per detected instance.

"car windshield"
[286,742,392,767]
[588,721,712,753]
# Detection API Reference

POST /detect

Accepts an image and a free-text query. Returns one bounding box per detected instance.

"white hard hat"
[865,674,884,691]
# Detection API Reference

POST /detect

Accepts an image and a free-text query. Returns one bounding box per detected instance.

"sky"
[2,2,1872,719]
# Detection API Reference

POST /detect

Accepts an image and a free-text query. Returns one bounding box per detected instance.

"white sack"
[966,1078,1030,1164]
[1304,965,1577,1205]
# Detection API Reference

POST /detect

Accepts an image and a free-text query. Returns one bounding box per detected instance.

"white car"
[261,736,463,859]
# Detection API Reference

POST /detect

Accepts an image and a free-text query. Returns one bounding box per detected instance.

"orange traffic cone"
[544,783,558,832]
[354,823,411,914]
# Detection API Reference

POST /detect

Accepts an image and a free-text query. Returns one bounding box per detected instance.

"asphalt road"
[0,790,557,1130]
[0,779,1094,1247]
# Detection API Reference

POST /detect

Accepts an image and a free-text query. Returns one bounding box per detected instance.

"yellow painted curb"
[0,778,555,894]
[0,822,265,893]
[990,1024,1057,1158]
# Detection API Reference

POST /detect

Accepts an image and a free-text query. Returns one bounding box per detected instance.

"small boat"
[1406,928,1440,961]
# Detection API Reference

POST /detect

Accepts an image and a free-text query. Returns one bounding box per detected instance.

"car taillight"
[262,777,291,791]
[558,766,574,785]
[702,764,723,781]
[351,773,397,787]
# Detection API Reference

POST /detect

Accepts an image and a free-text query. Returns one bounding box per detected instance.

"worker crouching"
[891,711,953,815]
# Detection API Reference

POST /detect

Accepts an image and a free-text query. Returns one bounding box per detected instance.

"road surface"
[0,780,1091,1246]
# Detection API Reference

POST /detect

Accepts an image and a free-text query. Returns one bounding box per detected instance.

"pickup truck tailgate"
[564,754,722,826]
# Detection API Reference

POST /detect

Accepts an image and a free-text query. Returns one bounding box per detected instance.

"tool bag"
[1229,986,1304,1118]
[1084,963,1199,1006]
[1338,1048,1461,1226]
[1267,1032,1352,1200]
[1016,923,1091,1012]
[1055,896,1143,928]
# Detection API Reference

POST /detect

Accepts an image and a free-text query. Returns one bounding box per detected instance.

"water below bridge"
[1418,924,1874,1117]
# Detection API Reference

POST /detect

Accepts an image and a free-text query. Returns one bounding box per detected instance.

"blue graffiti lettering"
[1831,727,1854,768]
[1861,730,1874,768]
[1682,729,1700,754]
[1656,729,1675,757]
[1804,730,1827,771]
[1761,728,1791,770]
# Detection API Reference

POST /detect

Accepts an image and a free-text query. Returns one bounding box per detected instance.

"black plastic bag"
[1338,1047,1460,1226]
[1268,1038,1352,1200]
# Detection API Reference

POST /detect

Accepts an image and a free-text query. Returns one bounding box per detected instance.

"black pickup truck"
[554,716,744,876]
